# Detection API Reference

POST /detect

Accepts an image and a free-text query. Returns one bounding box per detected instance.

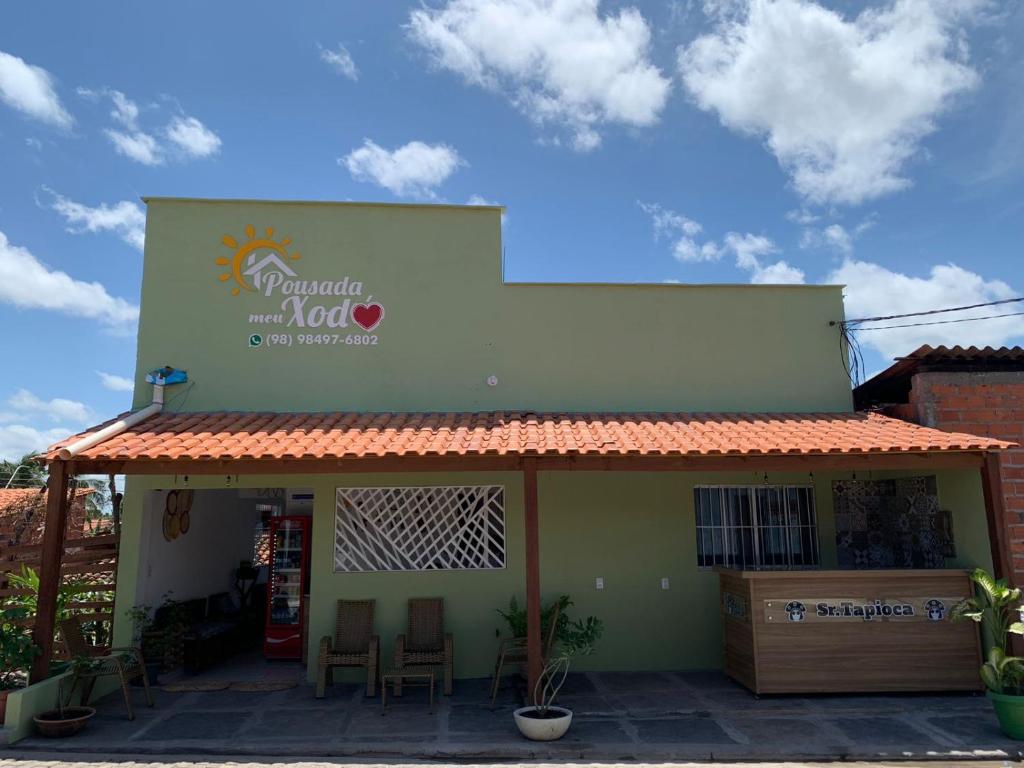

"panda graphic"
[785,601,807,622]
[924,599,946,622]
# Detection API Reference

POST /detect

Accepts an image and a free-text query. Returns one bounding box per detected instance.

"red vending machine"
[264,516,310,659]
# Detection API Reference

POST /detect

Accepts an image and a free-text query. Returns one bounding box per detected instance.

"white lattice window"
[334,486,506,572]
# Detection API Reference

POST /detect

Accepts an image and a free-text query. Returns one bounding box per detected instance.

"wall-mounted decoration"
[833,476,952,569]
[161,489,195,542]
[334,485,506,572]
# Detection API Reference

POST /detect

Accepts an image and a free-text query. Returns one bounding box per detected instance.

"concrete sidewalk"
[5,671,1022,761]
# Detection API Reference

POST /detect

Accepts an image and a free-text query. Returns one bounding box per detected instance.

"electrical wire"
[831,296,1024,386]
[855,310,1024,331]
[835,296,1024,326]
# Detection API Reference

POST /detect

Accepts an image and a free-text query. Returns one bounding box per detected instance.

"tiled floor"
[8,667,1023,760]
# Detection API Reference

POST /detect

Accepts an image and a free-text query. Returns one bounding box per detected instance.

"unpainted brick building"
[855,345,1024,582]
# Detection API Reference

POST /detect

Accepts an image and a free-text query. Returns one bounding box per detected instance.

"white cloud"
[48,190,146,251]
[721,231,804,283]
[0,424,70,462]
[829,259,1024,359]
[0,229,139,328]
[638,201,720,263]
[105,128,163,165]
[800,223,853,255]
[341,139,465,197]
[746,258,806,284]
[25,137,42,151]
[0,50,72,128]
[166,116,221,158]
[320,44,359,80]
[8,389,91,424]
[96,371,134,392]
[80,87,220,164]
[408,0,671,151]
[679,0,981,205]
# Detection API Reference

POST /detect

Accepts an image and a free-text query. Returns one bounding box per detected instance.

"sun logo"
[216,225,301,295]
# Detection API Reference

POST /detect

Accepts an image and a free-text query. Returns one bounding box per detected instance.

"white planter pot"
[513,706,573,741]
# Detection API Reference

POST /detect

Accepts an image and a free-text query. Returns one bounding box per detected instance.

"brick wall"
[894,371,1024,582]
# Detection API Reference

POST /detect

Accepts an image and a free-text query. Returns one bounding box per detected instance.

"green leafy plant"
[0,606,40,690]
[952,568,1024,694]
[124,604,154,647]
[497,594,570,643]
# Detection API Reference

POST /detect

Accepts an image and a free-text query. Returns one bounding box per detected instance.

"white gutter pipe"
[57,384,164,460]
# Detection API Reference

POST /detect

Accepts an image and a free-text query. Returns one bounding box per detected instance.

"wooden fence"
[0,533,119,653]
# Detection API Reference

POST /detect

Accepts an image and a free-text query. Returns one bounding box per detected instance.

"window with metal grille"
[694,486,819,569]
[334,485,506,572]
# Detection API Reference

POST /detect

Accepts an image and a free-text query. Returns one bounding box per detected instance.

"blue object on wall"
[146,366,189,386]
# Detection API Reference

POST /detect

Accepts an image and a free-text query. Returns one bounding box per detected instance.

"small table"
[381,668,434,713]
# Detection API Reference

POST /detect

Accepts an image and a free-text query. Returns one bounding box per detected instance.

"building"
[855,344,1024,584]
[29,199,1012,690]
[0,487,95,547]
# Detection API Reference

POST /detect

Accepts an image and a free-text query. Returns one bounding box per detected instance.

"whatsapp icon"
[248,334,263,348]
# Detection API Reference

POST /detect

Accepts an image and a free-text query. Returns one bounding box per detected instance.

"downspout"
[57,385,164,460]
[56,366,187,460]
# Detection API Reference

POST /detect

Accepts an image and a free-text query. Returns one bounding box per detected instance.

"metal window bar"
[694,485,819,570]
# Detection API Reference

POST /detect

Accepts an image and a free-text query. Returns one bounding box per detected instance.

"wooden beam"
[981,452,1013,583]
[67,449,987,477]
[30,461,70,683]
[523,458,543,700]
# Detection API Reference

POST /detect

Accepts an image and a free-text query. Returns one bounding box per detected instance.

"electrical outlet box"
[661,577,670,590]
[595,577,604,590]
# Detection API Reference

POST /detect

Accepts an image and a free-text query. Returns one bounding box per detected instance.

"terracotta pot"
[513,705,573,741]
[33,706,96,737]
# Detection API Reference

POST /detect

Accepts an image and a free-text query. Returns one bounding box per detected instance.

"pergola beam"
[522,459,542,699]
[29,460,70,683]
[981,453,1013,582]
[66,450,987,477]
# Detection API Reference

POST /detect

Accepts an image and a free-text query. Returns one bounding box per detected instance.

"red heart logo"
[352,302,384,331]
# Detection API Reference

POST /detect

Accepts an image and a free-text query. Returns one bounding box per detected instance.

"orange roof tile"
[43,410,1013,463]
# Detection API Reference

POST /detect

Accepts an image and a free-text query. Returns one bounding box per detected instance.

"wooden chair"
[316,599,379,697]
[393,597,453,696]
[59,616,153,720]
[489,600,562,705]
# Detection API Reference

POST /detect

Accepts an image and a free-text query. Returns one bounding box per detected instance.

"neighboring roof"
[0,487,93,507]
[855,345,1024,408]
[43,410,1012,465]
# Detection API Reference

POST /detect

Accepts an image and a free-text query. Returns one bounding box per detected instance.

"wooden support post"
[981,452,1013,583]
[523,459,542,700]
[30,461,70,683]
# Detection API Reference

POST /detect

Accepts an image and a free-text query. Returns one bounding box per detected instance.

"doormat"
[229,681,297,692]
[163,681,231,692]
[162,680,298,692]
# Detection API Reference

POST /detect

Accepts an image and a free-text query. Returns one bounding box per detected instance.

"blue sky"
[1,0,1022,460]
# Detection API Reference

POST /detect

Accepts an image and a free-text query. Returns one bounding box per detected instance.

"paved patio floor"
[8,669,1024,761]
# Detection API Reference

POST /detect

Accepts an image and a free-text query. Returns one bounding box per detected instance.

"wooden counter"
[717,568,981,694]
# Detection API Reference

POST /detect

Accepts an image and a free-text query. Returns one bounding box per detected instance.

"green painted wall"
[132,199,852,414]
[114,467,993,682]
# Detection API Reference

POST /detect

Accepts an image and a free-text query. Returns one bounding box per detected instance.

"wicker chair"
[489,600,562,705]
[393,597,453,696]
[316,599,379,697]
[59,616,154,720]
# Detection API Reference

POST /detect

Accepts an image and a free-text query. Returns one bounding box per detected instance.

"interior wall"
[136,488,262,609]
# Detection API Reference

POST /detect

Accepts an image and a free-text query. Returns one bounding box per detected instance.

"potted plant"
[124,603,162,685]
[1,606,40,723]
[952,568,1024,739]
[32,655,98,737]
[513,612,603,741]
